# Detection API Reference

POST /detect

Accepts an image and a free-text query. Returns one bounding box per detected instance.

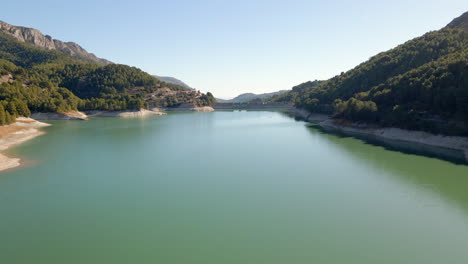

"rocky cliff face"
[0,20,111,65]
[446,11,468,30]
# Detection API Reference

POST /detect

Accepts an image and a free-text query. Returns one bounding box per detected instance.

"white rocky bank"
[291,107,468,163]
[30,111,88,120]
[87,109,166,118]
[0,118,50,172]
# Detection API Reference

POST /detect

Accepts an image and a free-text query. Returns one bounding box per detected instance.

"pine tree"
[15,100,31,117]
[0,105,6,126]
[6,101,17,117]
[4,111,14,125]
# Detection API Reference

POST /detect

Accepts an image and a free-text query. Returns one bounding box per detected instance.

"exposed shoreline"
[0,118,50,172]
[0,107,205,172]
[164,103,214,112]
[30,106,216,120]
[30,109,167,120]
[3,107,466,173]
[86,109,166,118]
[31,111,88,120]
[291,107,468,164]
[0,109,166,172]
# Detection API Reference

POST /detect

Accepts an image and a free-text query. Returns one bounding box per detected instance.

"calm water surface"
[1,111,468,263]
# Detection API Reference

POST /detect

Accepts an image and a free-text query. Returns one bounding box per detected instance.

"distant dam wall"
[213,102,294,110]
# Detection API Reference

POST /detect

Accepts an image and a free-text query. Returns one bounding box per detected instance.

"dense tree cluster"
[200,92,217,106]
[47,63,186,98]
[274,28,468,135]
[150,91,216,107]
[0,78,81,120]
[0,99,29,125]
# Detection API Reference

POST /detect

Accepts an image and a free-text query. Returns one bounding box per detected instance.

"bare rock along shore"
[0,107,212,172]
[165,103,214,112]
[30,111,88,120]
[87,109,166,118]
[0,118,50,172]
[192,106,215,112]
[291,108,468,163]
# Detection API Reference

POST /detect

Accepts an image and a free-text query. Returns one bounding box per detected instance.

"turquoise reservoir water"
[1,111,468,263]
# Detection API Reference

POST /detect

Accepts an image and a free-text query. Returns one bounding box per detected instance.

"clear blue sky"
[1,0,467,98]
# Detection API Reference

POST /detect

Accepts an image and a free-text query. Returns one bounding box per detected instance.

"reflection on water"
[304,123,468,214]
[1,111,468,264]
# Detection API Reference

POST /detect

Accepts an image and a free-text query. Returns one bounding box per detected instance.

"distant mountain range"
[0,20,111,65]
[152,76,193,90]
[218,90,290,103]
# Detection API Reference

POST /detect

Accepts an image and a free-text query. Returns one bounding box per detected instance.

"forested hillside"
[275,13,468,135]
[0,26,214,125]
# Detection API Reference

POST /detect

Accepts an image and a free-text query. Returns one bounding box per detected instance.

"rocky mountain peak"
[446,11,468,30]
[0,20,111,65]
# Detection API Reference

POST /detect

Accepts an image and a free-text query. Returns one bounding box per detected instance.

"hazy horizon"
[2,0,466,98]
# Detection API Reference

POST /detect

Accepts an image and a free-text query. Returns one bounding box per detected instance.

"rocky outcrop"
[193,106,214,112]
[0,74,14,84]
[446,11,468,30]
[87,109,165,118]
[30,111,88,120]
[165,103,214,112]
[0,20,111,65]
